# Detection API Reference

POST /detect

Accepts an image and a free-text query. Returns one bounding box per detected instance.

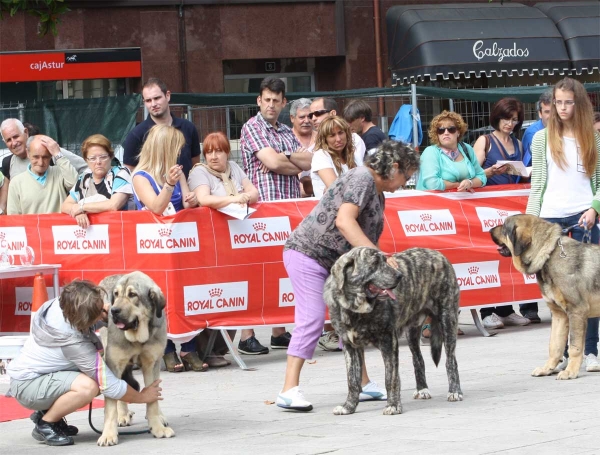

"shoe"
[318,331,341,351]
[585,353,600,372]
[521,311,541,324]
[31,420,74,446]
[238,336,269,355]
[270,332,292,349]
[276,386,313,411]
[554,356,568,373]
[359,381,387,402]
[30,411,78,436]
[180,351,209,372]
[482,314,504,329]
[500,313,531,327]
[205,355,230,368]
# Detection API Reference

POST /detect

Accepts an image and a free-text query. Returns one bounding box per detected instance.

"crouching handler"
[277,140,420,411]
[7,280,162,446]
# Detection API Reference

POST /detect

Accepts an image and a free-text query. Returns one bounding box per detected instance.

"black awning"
[535,2,600,75]
[386,3,572,84]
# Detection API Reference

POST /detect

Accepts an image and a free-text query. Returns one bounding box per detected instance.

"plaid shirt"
[241,112,301,201]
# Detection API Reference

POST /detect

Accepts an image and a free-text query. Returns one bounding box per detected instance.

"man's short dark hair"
[536,88,553,112]
[259,77,286,98]
[313,97,338,112]
[343,100,373,123]
[23,123,40,136]
[143,77,169,95]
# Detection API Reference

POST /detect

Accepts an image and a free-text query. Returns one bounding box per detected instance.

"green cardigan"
[526,130,600,216]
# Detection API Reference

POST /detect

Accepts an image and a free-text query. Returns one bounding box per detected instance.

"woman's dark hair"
[365,140,420,179]
[59,280,105,332]
[489,97,524,133]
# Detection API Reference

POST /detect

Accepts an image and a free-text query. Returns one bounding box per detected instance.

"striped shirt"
[241,112,301,201]
[526,130,600,217]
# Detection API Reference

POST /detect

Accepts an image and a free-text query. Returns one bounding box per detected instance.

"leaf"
[264,400,275,405]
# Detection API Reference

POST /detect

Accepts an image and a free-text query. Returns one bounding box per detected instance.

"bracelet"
[165,180,175,187]
[467,179,473,188]
[163,185,174,193]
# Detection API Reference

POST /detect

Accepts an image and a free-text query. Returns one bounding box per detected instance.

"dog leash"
[88,403,151,435]
[558,223,592,258]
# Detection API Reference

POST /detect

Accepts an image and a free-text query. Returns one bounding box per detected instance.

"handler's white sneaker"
[276,387,313,412]
[585,353,600,372]
[359,381,387,401]
[482,314,504,329]
[499,313,531,326]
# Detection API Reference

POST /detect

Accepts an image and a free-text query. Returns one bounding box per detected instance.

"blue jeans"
[164,338,197,355]
[524,213,599,356]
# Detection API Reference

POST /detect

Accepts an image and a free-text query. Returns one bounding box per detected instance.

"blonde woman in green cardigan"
[525,77,600,373]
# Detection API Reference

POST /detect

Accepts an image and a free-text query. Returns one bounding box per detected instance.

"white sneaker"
[318,331,341,351]
[500,313,531,326]
[585,353,600,372]
[553,356,568,373]
[482,314,504,329]
[276,387,313,411]
[359,381,387,402]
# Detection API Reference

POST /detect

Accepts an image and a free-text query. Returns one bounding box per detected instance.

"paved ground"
[1,304,599,454]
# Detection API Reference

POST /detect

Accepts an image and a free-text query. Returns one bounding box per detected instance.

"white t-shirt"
[540,136,593,218]
[188,161,247,196]
[311,149,349,199]
[352,133,366,166]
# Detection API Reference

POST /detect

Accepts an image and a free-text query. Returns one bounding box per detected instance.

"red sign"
[0,48,142,83]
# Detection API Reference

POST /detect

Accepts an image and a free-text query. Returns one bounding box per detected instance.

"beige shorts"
[10,371,81,411]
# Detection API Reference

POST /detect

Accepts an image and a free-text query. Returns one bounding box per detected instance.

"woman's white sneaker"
[359,381,387,401]
[276,387,313,411]
[585,353,600,372]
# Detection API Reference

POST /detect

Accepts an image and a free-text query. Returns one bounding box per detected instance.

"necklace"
[440,146,459,161]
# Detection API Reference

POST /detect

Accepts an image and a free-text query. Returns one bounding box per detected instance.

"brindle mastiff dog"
[490,214,600,380]
[324,247,463,416]
[97,272,175,446]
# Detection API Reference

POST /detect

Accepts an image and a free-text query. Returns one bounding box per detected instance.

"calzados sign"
[473,40,529,62]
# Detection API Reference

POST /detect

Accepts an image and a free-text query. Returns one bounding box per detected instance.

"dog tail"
[430,321,442,367]
[121,365,140,391]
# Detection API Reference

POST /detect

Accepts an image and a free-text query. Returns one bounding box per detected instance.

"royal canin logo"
[419,213,432,222]
[74,229,86,239]
[209,288,223,298]
[158,228,172,237]
[468,266,479,275]
[497,210,508,217]
[252,222,267,231]
[0,232,5,240]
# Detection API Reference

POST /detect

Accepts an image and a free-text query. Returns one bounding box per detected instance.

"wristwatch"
[54,151,64,161]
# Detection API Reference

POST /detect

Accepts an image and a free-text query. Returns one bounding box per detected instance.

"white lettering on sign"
[184,281,248,316]
[398,209,456,237]
[0,226,28,254]
[473,40,530,62]
[475,207,522,232]
[53,225,109,254]
[228,217,291,249]
[523,273,537,284]
[136,222,199,254]
[278,278,295,307]
[453,261,501,291]
[29,61,65,71]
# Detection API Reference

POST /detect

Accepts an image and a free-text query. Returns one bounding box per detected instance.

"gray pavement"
[1,304,599,454]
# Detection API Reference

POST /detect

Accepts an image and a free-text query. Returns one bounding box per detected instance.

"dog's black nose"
[111,307,121,315]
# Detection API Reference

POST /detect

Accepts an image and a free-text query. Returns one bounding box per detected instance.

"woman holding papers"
[473,97,525,185]
[188,131,258,367]
[526,78,600,372]
[132,125,204,373]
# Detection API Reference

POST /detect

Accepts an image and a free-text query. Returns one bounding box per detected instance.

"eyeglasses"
[308,109,331,120]
[86,155,110,163]
[437,126,458,134]
[553,100,575,107]
[501,118,520,124]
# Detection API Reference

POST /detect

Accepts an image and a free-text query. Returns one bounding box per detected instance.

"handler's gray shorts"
[10,371,81,411]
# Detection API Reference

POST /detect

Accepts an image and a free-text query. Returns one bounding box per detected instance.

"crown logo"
[419,213,432,222]
[74,229,86,238]
[0,232,5,240]
[497,210,508,217]
[158,228,172,237]
[253,222,266,231]
[468,266,479,275]
[209,288,223,298]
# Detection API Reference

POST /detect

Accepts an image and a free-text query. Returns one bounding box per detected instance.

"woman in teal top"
[417,111,487,191]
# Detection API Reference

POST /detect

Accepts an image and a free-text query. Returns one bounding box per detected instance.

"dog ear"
[148,285,166,318]
[509,223,531,257]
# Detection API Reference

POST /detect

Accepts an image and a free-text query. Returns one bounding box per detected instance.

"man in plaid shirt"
[241,78,312,201]
[239,77,313,355]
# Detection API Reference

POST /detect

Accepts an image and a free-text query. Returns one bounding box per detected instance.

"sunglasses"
[437,126,458,134]
[308,109,331,120]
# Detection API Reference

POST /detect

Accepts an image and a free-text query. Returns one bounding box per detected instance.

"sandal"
[180,352,209,372]
[205,355,230,368]
[163,351,184,373]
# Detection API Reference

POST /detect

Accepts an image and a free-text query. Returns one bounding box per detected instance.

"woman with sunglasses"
[62,134,132,229]
[527,77,600,374]
[417,111,486,191]
[471,98,532,330]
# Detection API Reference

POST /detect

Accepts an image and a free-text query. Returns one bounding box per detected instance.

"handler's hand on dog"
[579,208,597,230]
[141,379,163,403]
[386,256,399,270]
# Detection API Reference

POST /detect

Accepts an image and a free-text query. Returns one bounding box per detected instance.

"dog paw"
[333,405,354,415]
[151,425,175,439]
[158,413,169,427]
[447,392,463,402]
[531,366,553,377]
[382,405,402,415]
[556,370,578,380]
[117,410,134,427]
[97,432,119,447]
[412,388,431,399]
